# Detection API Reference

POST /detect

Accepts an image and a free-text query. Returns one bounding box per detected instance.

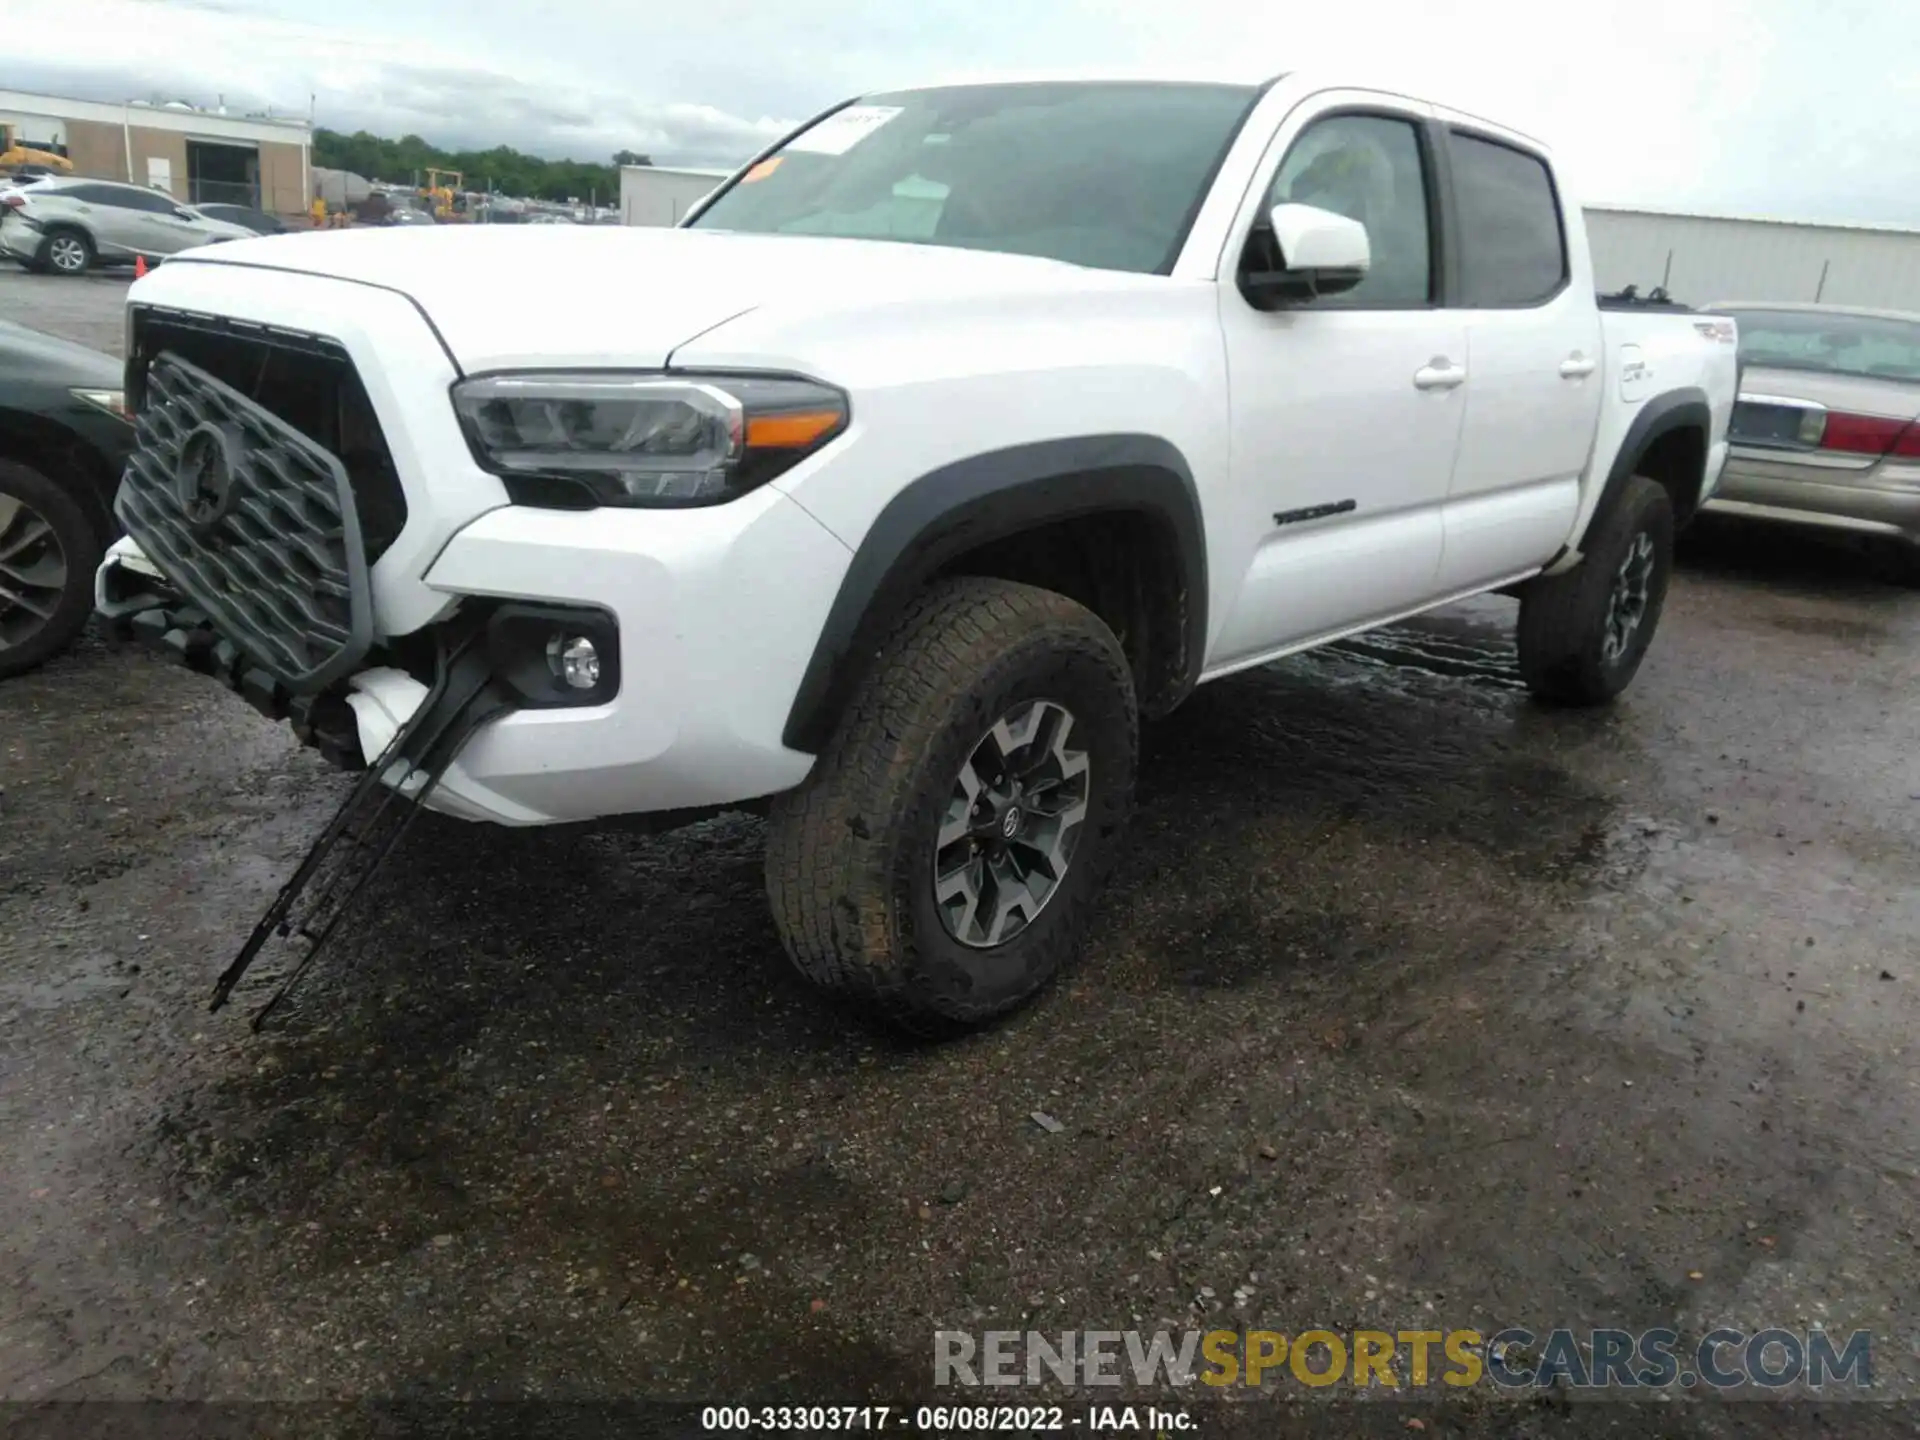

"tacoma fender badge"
[1273,498,1357,527]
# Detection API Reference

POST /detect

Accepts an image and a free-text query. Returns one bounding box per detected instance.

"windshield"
[1728,308,1920,383]
[688,81,1261,275]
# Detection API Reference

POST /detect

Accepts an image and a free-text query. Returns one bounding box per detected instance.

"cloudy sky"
[14,0,1918,222]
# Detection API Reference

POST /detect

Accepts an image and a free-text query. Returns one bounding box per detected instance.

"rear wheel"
[766,576,1138,1035]
[0,459,104,679]
[44,227,93,276]
[1517,474,1674,706]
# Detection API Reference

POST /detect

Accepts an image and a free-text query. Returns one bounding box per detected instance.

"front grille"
[127,308,408,562]
[116,352,375,692]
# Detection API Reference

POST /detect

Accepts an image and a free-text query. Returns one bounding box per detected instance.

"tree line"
[311,129,654,203]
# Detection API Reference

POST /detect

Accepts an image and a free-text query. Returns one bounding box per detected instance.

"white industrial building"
[0,87,312,215]
[1584,204,1920,311]
[620,164,730,226]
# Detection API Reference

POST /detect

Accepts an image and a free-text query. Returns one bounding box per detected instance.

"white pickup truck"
[96,70,1738,1032]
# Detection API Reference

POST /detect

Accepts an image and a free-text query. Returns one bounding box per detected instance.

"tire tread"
[1517,474,1673,707]
[766,576,1136,1032]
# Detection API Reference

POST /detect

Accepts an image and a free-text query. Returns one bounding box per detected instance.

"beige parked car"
[1704,302,1920,575]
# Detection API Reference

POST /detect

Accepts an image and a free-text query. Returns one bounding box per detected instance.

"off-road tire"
[0,458,105,679]
[1517,474,1674,706]
[766,576,1138,1035]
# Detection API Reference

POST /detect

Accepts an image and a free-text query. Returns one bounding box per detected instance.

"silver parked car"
[0,177,255,276]
[1705,302,1920,575]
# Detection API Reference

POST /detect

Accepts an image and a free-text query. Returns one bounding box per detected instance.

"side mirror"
[173,207,195,221]
[1242,202,1371,308]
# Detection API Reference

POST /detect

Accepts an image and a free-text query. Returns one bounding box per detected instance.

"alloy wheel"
[1602,529,1656,664]
[933,698,1092,949]
[0,492,69,654]
[48,235,88,273]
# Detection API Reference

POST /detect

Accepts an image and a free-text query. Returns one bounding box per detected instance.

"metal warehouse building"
[1584,204,1920,311]
[620,164,730,226]
[0,89,312,217]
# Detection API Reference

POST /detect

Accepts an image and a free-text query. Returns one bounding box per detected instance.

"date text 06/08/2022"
[698,1404,1194,1432]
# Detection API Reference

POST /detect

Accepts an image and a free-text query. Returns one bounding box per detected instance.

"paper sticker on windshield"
[787,105,904,156]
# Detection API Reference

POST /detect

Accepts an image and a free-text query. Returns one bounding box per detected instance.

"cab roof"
[847,68,1548,151]
[870,64,1287,95]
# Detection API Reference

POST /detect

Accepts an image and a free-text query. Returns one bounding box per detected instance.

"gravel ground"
[3,266,1919,1437]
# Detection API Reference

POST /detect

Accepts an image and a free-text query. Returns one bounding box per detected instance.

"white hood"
[163,224,1132,372]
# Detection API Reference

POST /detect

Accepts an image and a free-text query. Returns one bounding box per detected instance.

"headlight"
[71,387,131,422]
[451,372,848,508]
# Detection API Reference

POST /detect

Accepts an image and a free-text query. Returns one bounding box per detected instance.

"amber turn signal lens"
[746,410,845,449]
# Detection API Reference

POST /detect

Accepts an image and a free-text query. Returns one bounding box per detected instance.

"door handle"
[1559,353,1597,379]
[1413,359,1465,391]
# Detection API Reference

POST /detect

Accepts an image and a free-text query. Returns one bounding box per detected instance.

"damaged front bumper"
[96,534,605,825]
[98,535,369,771]
[98,531,525,1023]
[96,476,849,827]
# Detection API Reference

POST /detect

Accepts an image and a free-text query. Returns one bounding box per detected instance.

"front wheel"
[766,577,1138,1035]
[1516,474,1675,706]
[0,459,105,679]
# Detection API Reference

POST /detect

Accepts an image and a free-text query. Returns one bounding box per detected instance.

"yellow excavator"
[0,124,74,175]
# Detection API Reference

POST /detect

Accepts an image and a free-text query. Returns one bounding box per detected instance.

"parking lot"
[4,265,1920,1433]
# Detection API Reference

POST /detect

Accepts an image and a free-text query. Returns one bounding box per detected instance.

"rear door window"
[63,184,170,211]
[117,188,182,214]
[60,184,124,206]
[1447,132,1568,307]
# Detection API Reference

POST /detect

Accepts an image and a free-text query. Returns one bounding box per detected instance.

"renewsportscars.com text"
[934,1327,1873,1391]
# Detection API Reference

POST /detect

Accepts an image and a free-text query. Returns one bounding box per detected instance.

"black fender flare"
[781,434,1208,755]
[1579,386,1711,549]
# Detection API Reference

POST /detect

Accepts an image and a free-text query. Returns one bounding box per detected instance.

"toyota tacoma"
[95,70,1738,1031]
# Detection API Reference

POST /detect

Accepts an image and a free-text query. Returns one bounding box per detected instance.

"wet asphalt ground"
[3,267,1919,1438]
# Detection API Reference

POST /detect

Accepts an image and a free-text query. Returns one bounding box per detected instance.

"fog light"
[548,634,601,690]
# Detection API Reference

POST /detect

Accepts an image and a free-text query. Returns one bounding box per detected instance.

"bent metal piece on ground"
[93,69,1739,1031]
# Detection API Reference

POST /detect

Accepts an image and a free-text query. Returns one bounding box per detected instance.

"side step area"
[209,624,517,1029]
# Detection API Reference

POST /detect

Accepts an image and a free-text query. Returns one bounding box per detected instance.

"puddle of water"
[1314,621,1526,692]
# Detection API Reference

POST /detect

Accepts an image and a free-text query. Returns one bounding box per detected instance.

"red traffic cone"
[134,254,148,279]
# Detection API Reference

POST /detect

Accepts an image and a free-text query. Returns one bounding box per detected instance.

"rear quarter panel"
[1561,308,1739,558]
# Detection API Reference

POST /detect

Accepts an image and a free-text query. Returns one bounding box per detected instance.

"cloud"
[9,0,798,166]
[11,0,1920,221]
